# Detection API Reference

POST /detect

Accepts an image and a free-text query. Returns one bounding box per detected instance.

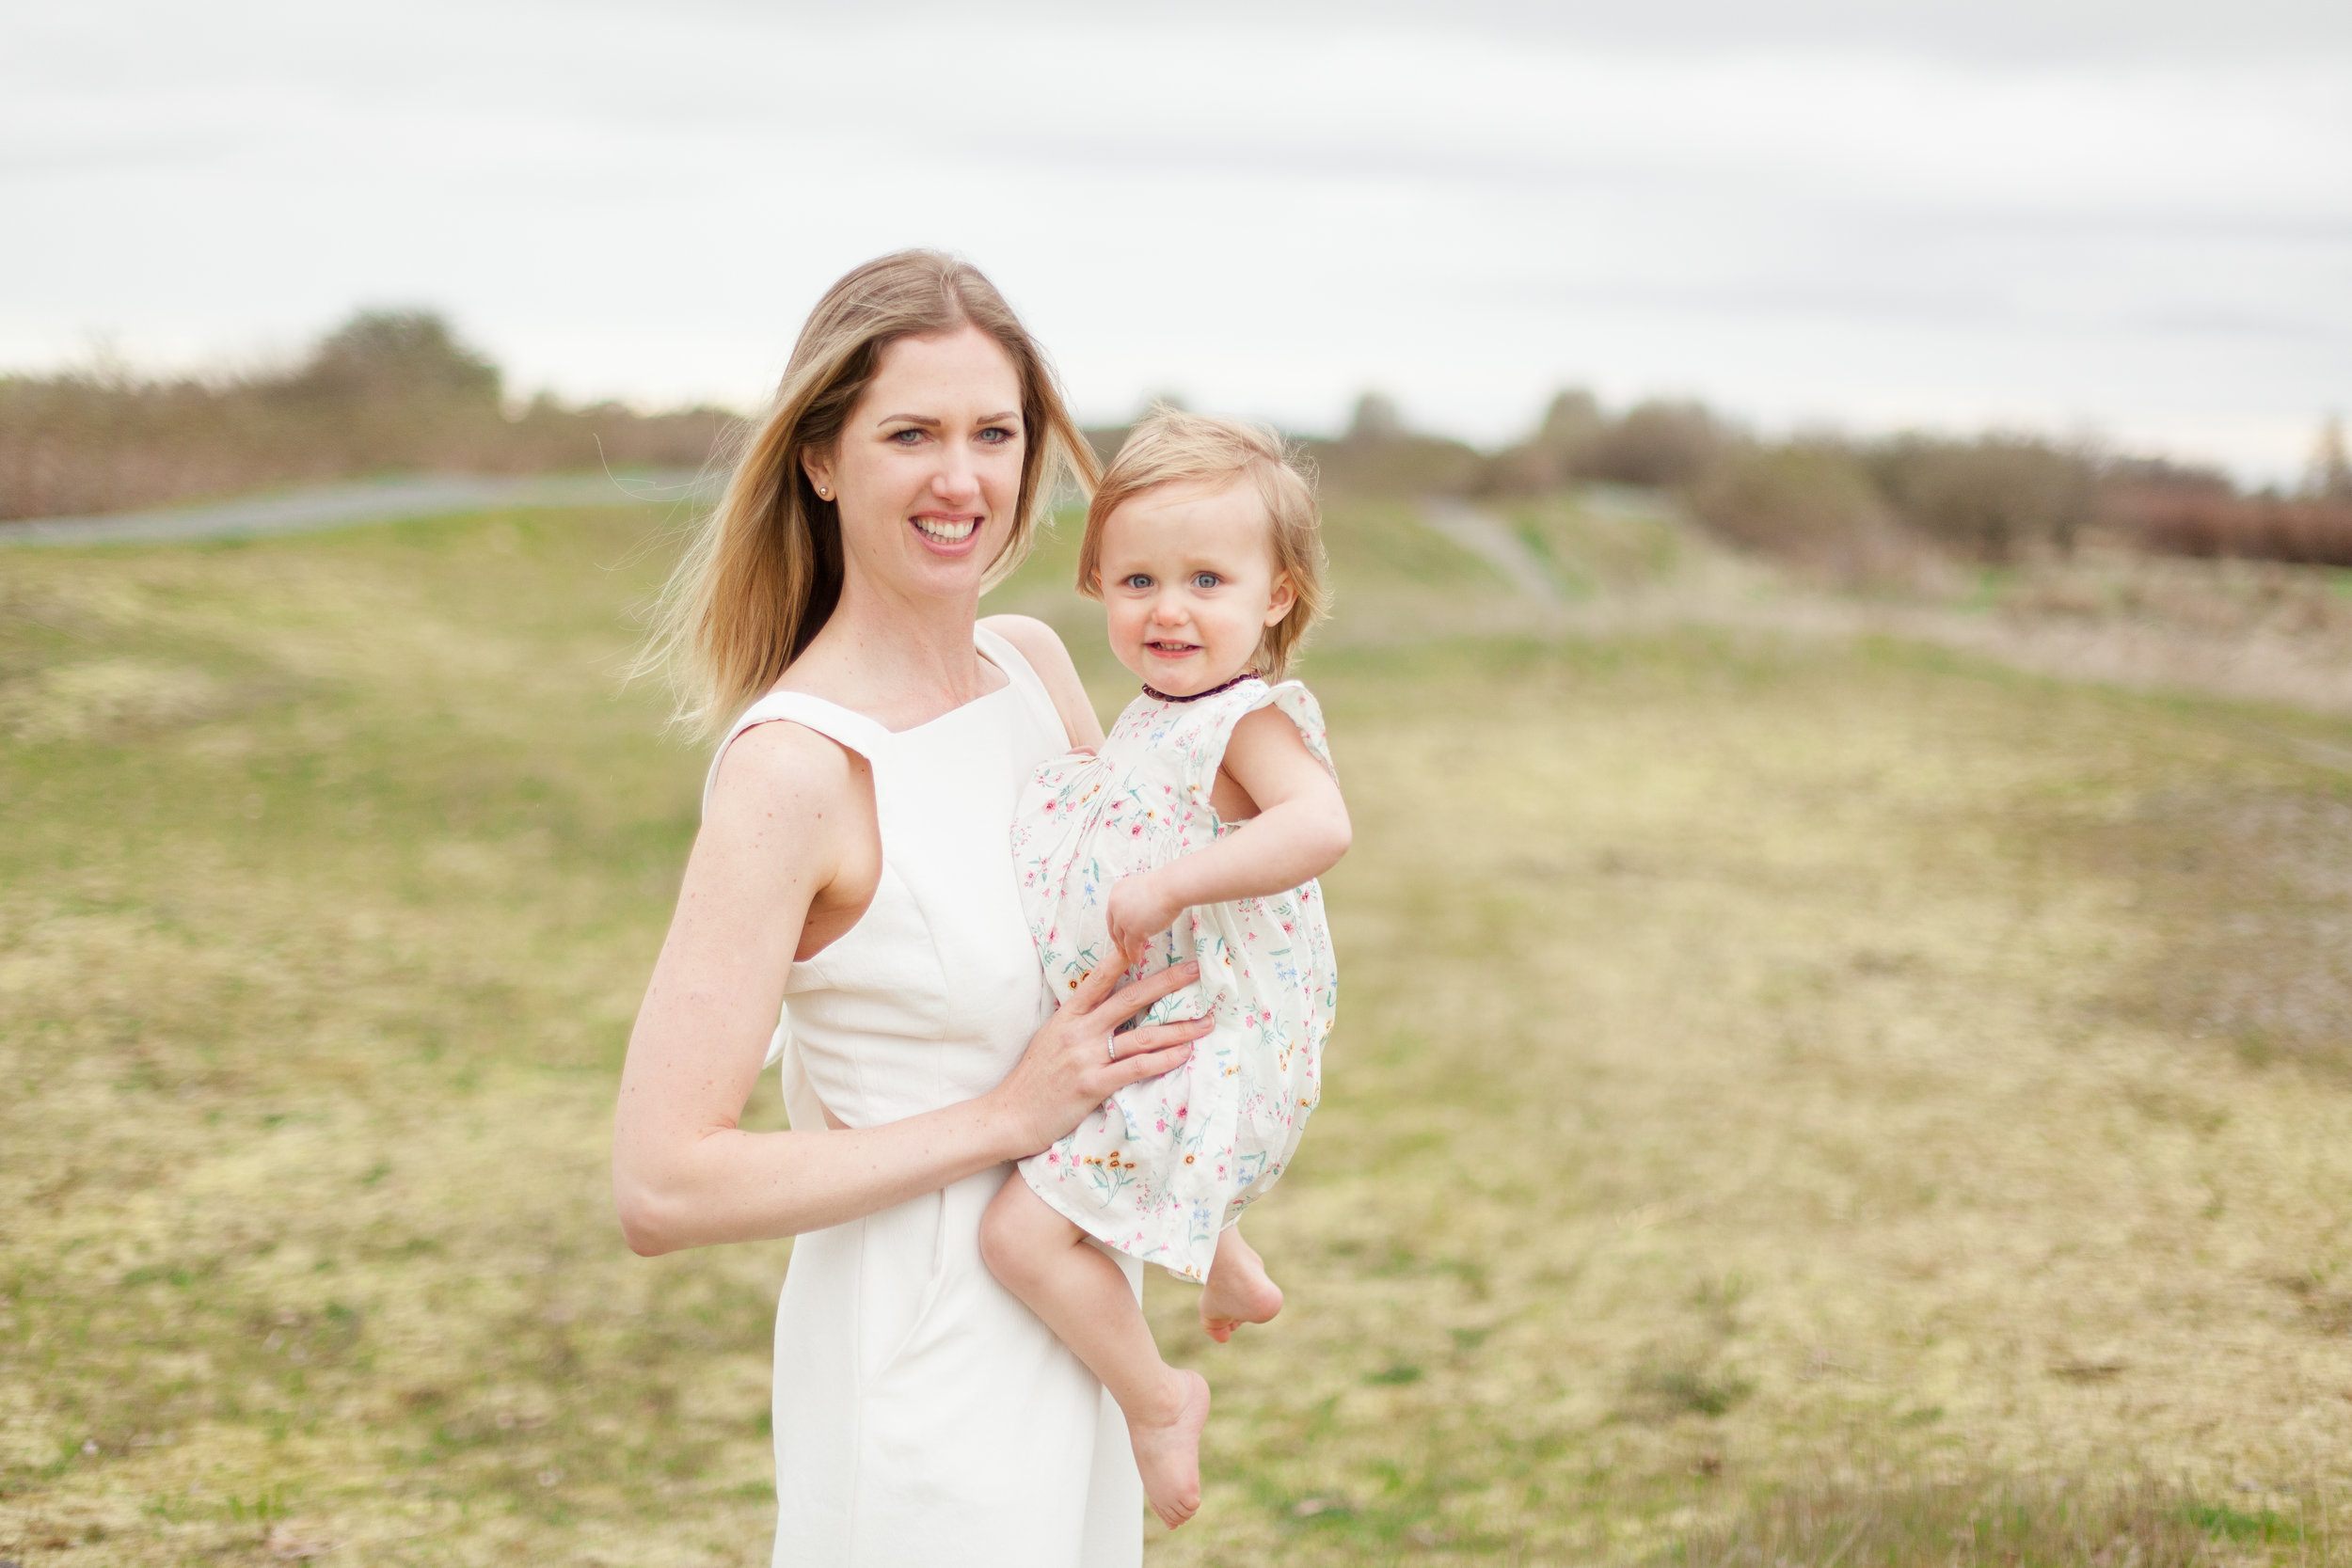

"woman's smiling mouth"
[912,514,980,546]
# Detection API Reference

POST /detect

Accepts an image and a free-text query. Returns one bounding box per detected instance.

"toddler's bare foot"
[1200,1230,1283,1343]
[1130,1369,1211,1529]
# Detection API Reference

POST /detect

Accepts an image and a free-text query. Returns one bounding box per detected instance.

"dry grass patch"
[6,508,2351,1564]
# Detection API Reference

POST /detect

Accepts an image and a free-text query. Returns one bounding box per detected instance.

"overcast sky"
[4,0,2346,480]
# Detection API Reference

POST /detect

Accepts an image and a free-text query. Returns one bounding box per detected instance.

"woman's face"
[805,325,1027,605]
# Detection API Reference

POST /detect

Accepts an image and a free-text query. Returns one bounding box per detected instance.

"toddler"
[980,408,1349,1529]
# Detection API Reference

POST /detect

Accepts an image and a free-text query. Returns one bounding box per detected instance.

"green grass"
[6,500,2352,1564]
[1499,489,1690,599]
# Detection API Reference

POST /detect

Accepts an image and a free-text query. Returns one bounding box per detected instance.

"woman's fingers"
[1109,1038,1200,1087]
[1115,1018,1213,1057]
[1061,953,1137,1013]
[1097,959,1200,1026]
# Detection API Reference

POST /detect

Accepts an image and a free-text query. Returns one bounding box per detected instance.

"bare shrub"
[1578,398,1730,487]
[2107,483,2352,568]
[2311,414,2351,499]
[1478,388,1605,494]
[1689,440,1913,581]
[1295,389,1486,496]
[0,310,732,520]
[1865,436,2098,562]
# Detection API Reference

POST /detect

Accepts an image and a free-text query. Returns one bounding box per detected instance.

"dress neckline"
[765,634,1016,738]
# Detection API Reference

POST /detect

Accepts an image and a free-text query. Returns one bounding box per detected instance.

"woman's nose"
[931,446,979,503]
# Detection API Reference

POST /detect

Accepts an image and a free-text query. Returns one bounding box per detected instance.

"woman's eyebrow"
[872,410,1022,429]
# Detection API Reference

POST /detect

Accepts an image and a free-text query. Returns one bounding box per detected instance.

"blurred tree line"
[0,311,730,520]
[1287,391,2352,575]
[11,312,2346,574]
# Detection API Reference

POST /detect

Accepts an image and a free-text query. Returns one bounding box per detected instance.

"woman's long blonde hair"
[644,251,1098,733]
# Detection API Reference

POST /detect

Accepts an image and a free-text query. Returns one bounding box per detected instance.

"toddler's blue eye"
[1123,574,1152,590]
[1191,572,1221,589]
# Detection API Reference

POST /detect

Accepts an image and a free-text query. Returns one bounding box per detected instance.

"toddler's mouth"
[1145,640,1200,658]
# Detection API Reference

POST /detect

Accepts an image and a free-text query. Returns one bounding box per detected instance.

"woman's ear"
[802,448,836,501]
[1263,571,1298,626]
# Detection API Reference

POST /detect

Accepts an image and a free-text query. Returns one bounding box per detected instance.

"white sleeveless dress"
[702,626,1144,1568]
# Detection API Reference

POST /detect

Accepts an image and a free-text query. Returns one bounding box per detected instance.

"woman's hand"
[989,958,1210,1157]
[1106,871,1185,964]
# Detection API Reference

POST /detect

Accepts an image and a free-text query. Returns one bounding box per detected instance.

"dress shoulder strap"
[701,690,894,819]
[1176,677,1335,806]
[974,622,1072,746]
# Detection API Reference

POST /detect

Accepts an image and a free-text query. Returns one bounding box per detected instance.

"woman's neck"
[779,568,999,731]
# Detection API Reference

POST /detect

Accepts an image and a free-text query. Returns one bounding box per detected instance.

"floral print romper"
[1012,676,1338,1282]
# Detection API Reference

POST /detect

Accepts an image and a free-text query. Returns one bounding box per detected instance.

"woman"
[612,251,1212,1566]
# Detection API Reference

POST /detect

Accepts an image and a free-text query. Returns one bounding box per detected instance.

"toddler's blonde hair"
[1076,406,1328,681]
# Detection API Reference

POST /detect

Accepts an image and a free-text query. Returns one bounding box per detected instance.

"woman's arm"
[1105,705,1351,959]
[612,720,1207,1257]
[981,612,1106,748]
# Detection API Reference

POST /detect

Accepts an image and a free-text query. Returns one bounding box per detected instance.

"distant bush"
[0,309,731,520]
[293,310,504,407]
[1304,431,1485,497]
[1578,399,1731,488]
[1478,389,1602,494]
[1480,393,2101,567]
[1689,441,1910,579]
[1476,390,1731,496]
[2106,483,2352,568]
[1864,436,2098,562]
[1295,392,1486,497]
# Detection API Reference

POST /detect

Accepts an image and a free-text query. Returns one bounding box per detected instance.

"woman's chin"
[883,535,992,597]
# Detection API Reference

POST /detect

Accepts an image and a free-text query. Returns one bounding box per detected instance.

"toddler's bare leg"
[1198,1223,1284,1343]
[980,1176,1211,1529]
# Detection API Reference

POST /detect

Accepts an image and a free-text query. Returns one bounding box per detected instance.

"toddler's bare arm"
[1106,707,1349,958]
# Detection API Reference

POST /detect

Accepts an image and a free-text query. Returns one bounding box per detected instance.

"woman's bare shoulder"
[978,612,1071,673]
[980,613,1104,748]
[706,717,868,832]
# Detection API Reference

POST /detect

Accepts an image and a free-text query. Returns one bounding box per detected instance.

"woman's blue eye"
[977,426,1016,444]
[890,429,923,444]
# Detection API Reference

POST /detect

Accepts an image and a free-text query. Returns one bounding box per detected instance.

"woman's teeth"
[914,515,977,544]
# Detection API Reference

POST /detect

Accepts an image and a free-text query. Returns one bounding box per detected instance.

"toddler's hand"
[1106,873,1185,965]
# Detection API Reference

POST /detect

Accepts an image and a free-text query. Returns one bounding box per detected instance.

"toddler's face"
[1097,479,1295,696]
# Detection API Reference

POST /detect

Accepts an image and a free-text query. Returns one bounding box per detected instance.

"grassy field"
[4,499,2351,1565]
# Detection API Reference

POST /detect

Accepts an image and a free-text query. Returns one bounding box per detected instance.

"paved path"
[1419,497,1564,611]
[0,470,716,547]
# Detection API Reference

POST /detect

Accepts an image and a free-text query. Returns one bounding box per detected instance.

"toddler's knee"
[978,1182,1029,1283]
